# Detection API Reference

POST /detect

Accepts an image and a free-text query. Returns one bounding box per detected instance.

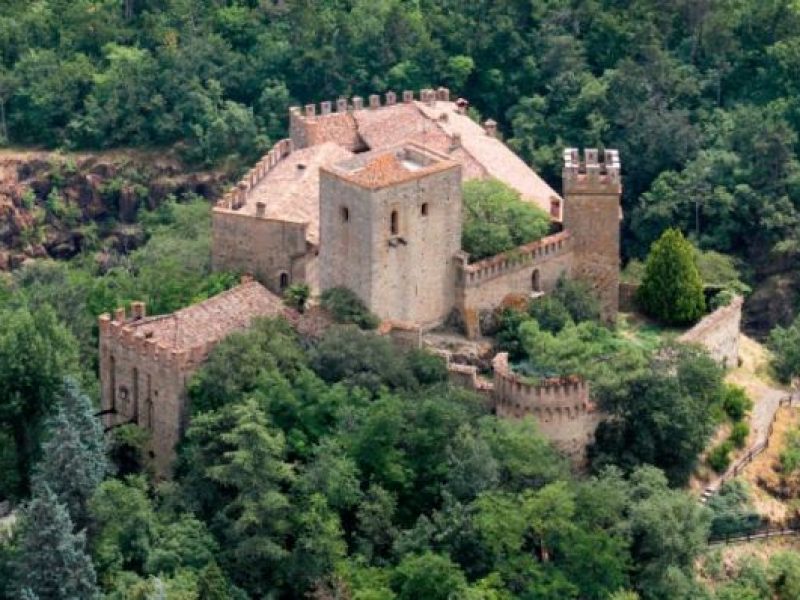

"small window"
[421,203,429,216]
[532,269,541,292]
[279,272,290,290]
[341,206,349,222]
[390,210,399,235]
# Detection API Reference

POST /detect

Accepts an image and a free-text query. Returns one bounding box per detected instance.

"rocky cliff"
[0,150,227,270]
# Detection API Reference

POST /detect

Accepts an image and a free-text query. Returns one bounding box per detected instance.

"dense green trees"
[769,314,800,383]
[637,229,706,325]
[461,179,551,260]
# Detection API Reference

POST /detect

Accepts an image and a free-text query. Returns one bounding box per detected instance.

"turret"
[562,148,622,321]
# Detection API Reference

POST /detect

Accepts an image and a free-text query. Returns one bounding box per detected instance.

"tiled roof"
[125,281,286,352]
[301,111,364,151]
[244,142,353,244]
[327,145,458,189]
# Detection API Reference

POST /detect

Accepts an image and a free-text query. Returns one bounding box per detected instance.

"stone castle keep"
[101,87,629,475]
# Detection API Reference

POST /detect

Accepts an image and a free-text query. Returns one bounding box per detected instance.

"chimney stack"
[256,202,266,218]
[484,119,497,137]
[113,307,126,322]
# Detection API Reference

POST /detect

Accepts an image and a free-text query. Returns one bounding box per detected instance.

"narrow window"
[132,367,139,423]
[390,210,399,235]
[532,270,541,292]
[109,356,116,413]
[421,203,429,216]
[146,374,153,429]
[279,272,290,290]
[341,206,349,222]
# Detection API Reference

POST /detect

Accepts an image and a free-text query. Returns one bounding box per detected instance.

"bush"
[552,275,601,323]
[722,385,752,422]
[768,315,800,384]
[528,295,572,333]
[320,287,380,330]
[461,178,550,261]
[708,441,734,473]
[730,422,749,449]
[283,283,310,313]
[637,229,706,325]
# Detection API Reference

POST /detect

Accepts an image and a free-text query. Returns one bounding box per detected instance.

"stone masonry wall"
[99,311,211,478]
[491,353,603,462]
[455,231,574,338]
[212,139,309,294]
[678,295,743,368]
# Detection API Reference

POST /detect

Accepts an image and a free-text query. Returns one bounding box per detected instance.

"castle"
[100,87,624,476]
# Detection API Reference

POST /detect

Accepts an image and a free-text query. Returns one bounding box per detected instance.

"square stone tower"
[319,143,462,327]
[562,148,622,321]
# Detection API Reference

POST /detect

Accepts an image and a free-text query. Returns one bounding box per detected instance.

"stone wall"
[455,231,574,338]
[98,311,211,478]
[679,295,743,368]
[212,139,309,293]
[491,353,603,461]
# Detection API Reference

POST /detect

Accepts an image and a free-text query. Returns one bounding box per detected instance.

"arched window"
[341,206,349,222]
[532,270,541,292]
[390,210,399,235]
[279,272,290,290]
[421,203,429,216]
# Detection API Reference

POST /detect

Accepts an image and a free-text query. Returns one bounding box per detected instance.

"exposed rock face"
[744,272,800,338]
[0,151,227,269]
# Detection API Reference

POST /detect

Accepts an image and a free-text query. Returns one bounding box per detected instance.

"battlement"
[290,87,452,122]
[458,231,572,287]
[491,352,595,419]
[562,147,621,194]
[214,138,294,212]
[99,310,208,371]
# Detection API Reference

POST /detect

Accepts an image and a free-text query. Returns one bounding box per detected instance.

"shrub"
[552,275,601,323]
[528,295,572,333]
[461,178,550,261]
[320,287,379,330]
[283,283,310,313]
[779,429,800,476]
[406,349,448,385]
[708,441,734,473]
[637,228,705,325]
[768,314,800,384]
[730,422,749,449]
[722,385,752,422]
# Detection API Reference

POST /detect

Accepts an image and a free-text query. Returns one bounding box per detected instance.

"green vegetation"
[461,178,551,260]
[769,314,800,384]
[637,229,706,325]
[706,384,752,474]
[320,286,380,330]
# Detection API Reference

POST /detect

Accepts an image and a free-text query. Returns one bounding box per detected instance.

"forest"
[1,0,800,599]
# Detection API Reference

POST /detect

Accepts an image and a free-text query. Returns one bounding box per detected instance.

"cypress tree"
[637,229,706,325]
[13,485,99,600]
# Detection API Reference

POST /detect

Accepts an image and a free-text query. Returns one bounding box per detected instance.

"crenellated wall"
[212,138,310,291]
[455,231,574,338]
[678,295,743,368]
[491,353,603,461]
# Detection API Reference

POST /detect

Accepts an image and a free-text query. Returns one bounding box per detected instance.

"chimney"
[455,98,469,115]
[336,97,348,113]
[436,87,450,101]
[386,91,397,105]
[320,100,332,115]
[304,104,316,117]
[131,301,146,320]
[403,90,414,103]
[256,201,266,217]
[369,94,380,109]
[352,96,364,110]
[484,119,497,137]
[113,307,126,322]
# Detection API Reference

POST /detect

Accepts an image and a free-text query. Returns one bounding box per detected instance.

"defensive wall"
[212,139,311,292]
[678,295,744,368]
[455,231,574,338]
[491,353,602,461]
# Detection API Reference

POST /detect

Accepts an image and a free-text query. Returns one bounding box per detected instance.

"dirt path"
[699,335,791,498]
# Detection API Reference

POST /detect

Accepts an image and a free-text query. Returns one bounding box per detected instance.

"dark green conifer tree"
[637,229,705,325]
